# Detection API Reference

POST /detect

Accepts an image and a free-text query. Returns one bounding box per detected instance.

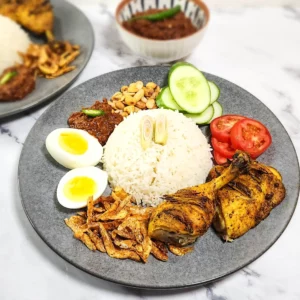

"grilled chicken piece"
[207,160,286,241]
[148,151,251,246]
[0,0,17,20]
[0,0,54,36]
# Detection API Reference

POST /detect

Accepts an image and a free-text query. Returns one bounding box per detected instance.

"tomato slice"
[210,115,246,143]
[213,150,229,165]
[230,118,272,158]
[211,137,236,159]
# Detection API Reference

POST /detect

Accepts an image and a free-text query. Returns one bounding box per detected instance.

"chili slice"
[82,109,105,117]
[130,5,181,22]
[0,71,17,85]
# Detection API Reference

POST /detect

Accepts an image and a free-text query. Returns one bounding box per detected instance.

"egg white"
[57,166,108,209]
[46,128,103,169]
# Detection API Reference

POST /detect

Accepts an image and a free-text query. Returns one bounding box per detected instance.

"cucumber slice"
[210,101,223,122]
[156,87,183,110]
[168,62,211,114]
[208,81,220,104]
[184,105,214,125]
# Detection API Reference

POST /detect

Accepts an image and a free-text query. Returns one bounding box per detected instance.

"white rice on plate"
[103,109,212,206]
[0,15,31,74]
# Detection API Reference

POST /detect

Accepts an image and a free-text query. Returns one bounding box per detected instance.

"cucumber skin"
[184,105,214,125]
[156,88,168,109]
[168,62,199,84]
[208,81,220,104]
[168,62,211,114]
[156,87,183,111]
[210,101,223,121]
[202,101,223,125]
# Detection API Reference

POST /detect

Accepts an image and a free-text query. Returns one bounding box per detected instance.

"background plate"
[0,0,94,118]
[18,66,299,289]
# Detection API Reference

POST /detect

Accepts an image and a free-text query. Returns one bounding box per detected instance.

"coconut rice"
[0,15,31,74]
[103,109,212,206]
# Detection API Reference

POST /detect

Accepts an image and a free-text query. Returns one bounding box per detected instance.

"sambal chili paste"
[122,9,198,40]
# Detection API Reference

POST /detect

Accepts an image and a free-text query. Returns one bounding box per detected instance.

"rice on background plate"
[103,109,212,206]
[0,15,31,74]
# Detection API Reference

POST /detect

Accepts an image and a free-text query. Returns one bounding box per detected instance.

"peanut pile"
[108,81,160,117]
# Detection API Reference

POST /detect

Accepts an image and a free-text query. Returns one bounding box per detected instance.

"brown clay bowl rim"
[115,0,210,42]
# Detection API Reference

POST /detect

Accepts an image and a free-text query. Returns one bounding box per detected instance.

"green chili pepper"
[82,109,105,117]
[130,5,181,22]
[0,71,17,85]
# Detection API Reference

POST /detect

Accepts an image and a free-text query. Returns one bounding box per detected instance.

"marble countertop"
[1,1,300,299]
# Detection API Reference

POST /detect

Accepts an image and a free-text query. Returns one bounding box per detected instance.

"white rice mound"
[0,15,31,74]
[103,109,212,206]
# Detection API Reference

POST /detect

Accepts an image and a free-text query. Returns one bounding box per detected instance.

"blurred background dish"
[0,0,94,119]
[115,0,209,62]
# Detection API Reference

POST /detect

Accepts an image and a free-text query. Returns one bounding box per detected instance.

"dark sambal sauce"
[68,99,123,146]
[122,9,198,40]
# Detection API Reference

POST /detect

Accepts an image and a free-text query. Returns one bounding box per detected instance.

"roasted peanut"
[123,92,135,96]
[121,85,128,92]
[108,100,116,109]
[146,82,157,89]
[110,81,160,116]
[133,89,144,102]
[115,101,125,110]
[144,87,154,97]
[136,101,146,109]
[150,91,159,99]
[112,92,123,101]
[128,83,139,93]
[135,81,143,90]
[125,95,137,106]
[124,105,135,114]
[146,99,155,109]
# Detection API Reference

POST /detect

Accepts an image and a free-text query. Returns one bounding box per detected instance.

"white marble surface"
[1,1,300,299]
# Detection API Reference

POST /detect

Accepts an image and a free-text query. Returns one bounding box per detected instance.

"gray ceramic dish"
[0,0,94,119]
[18,66,299,289]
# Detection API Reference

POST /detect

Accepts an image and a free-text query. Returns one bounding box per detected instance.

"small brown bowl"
[115,0,210,62]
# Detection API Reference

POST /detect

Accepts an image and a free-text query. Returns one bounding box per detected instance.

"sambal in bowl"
[115,0,210,62]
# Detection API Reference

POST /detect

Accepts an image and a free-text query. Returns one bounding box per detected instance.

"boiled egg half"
[46,128,103,169]
[57,166,108,209]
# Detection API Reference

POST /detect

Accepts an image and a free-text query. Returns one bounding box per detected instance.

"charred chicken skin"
[148,151,251,246]
[0,0,54,36]
[207,159,286,241]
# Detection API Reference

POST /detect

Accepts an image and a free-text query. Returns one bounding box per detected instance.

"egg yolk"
[59,132,88,155]
[63,176,97,202]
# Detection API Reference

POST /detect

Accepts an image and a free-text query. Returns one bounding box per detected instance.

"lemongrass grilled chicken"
[207,159,286,241]
[0,0,54,38]
[148,151,251,246]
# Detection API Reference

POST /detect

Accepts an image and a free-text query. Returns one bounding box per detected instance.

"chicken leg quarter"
[148,151,251,246]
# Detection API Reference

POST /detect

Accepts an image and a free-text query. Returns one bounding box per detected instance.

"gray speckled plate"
[18,66,300,289]
[0,0,94,119]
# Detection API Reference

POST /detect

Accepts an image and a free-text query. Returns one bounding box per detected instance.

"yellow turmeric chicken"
[148,151,251,246]
[207,159,286,241]
[0,0,54,38]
